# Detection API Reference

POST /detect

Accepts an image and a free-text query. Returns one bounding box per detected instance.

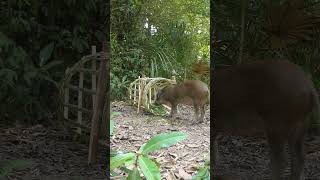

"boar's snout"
[155,89,165,105]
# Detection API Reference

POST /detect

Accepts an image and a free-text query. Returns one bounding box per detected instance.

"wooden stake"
[92,46,97,110]
[100,42,110,139]
[88,45,108,164]
[64,69,70,120]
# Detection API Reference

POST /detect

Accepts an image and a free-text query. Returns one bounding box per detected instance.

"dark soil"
[0,124,108,180]
[214,135,320,180]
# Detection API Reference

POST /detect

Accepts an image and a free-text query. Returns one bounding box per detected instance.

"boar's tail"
[310,87,320,133]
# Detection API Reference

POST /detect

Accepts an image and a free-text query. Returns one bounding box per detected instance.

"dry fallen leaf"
[178,168,192,180]
[186,144,201,148]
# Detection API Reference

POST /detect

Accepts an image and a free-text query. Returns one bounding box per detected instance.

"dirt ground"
[0,125,108,180]
[1,100,320,180]
[111,101,210,179]
[111,101,320,180]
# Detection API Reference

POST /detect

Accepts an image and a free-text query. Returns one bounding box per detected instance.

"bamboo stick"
[137,76,141,113]
[63,103,93,113]
[77,65,84,135]
[65,84,96,94]
[92,46,97,110]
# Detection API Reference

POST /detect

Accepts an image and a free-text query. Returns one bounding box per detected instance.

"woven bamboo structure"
[59,46,106,135]
[128,76,176,113]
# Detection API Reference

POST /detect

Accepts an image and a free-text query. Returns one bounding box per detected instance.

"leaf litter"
[111,101,320,180]
[111,101,210,179]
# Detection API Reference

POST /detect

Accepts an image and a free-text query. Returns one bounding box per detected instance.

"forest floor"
[0,125,108,179]
[111,101,320,180]
[111,101,210,180]
[1,101,320,180]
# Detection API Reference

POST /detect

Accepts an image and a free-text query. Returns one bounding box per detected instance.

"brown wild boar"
[212,59,320,180]
[155,80,209,123]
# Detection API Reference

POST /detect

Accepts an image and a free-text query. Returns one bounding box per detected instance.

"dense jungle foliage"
[2,0,320,124]
[0,0,108,124]
[213,0,320,85]
[110,0,210,100]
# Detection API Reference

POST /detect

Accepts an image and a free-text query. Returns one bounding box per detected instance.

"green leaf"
[138,155,160,180]
[110,120,115,135]
[110,153,135,171]
[110,170,120,177]
[0,68,17,85]
[39,42,55,67]
[192,167,210,180]
[111,112,121,118]
[127,168,141,180]
[0,159,33,177]
[110,150,119,157]
[139,132,187,154]
[95,31,105,42]
[120,166,133,174]
[124,157,135,167]
[0,32,14,47]
[40,60,62,71]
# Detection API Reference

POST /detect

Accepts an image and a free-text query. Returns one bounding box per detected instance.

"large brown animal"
[155,80,209,123]
[212,59,320,180]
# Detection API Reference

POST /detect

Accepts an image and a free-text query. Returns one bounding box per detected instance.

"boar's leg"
[199,105,205,123]
[193,102,200,122]
[267,132,286,180]
[170,103,177,119]
[288,123,306,180]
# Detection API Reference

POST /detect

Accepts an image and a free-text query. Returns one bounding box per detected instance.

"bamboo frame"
[128,76,176,113]
[59,45,105,136]
[77,64,84,135]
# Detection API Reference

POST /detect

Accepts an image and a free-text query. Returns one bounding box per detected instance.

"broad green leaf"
[0,68,17,85]
[139,132,187,154]
[41,60,62,71]
[110,170,120,177]
[0,32,14,47]
[127,168,141,180]
[110,150,118,157]
[110,120,115,135]
[138,155,160,180]
[192,167,210,180]
[110,170,126,180]
[95,31,105,41]
[111,112,121,118]
[124,157,135,167]
[0,159,33,177]
[39,42,55,67]
[110,153,135,171]
[39,74,59,87]
[120,166,133,174]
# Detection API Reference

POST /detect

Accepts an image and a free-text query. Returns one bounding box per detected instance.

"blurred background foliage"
[5,0,320,125]
[110,0,210,100]
[0,0,107,124]
[213,0,320,86]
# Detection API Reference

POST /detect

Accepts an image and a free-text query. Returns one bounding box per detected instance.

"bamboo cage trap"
[59,46,107,136]
[128,75,177,113]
